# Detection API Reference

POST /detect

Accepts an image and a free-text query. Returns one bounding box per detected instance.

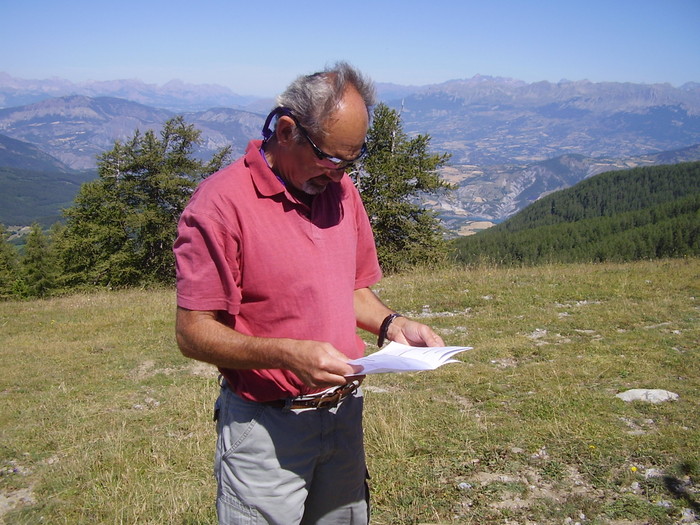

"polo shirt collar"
[245,139,285,198]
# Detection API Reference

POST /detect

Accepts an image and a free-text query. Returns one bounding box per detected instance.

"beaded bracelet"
[377,313,403,347]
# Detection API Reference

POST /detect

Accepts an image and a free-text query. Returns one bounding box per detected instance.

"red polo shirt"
[174,140,382,402]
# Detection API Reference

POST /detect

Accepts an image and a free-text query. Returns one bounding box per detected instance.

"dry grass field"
[1,259,698,524]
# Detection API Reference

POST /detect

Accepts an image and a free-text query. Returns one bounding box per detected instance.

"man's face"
[280,88,369,195]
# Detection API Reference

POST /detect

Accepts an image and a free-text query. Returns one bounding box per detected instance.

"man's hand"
[388,316,445,348]
[281,340,356,389]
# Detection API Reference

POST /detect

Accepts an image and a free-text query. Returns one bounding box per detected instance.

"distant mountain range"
[398,76,700,164]
[0,72,262,111]
[0,94,263,170]
[1,73,699,230]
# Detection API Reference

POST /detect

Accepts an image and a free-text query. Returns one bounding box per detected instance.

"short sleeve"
[174,209,242,315]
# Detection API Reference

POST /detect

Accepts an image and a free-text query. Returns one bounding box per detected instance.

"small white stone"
[645,468,664,479]
[615,389,679,403]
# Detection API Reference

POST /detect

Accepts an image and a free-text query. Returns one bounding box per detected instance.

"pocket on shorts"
[217,389,268,459]
[217,487,259,524]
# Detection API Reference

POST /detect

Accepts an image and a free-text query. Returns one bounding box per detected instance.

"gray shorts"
[214,385,369,525]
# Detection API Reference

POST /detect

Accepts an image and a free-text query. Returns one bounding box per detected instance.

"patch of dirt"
[131,359,218,380]
[468,464,602,511]
[490,357,518,369]
[0,487,35,522]
[454,463,700,524]
[0,460,36,523]
[187,361,218,378]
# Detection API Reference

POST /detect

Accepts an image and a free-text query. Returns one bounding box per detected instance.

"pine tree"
[59,116,230,287]
[20,223,58,297]
[353,103,453,272]
[0,224,19,299]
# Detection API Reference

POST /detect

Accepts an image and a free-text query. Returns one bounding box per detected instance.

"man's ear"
[275,115,296,145]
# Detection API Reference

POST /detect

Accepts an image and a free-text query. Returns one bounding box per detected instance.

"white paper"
[347,342,472,375]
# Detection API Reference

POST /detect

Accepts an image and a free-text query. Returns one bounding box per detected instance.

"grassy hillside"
[1,259,698,524]
[454,162,700,266]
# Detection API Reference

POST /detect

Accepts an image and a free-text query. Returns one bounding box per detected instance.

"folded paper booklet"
[348,341,472,375]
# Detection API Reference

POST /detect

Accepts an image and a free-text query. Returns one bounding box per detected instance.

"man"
[174,62,445,525]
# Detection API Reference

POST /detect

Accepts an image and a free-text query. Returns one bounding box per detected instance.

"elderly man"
[174,62,444,525]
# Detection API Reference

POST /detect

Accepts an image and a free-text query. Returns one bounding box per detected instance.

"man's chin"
[302,181,329,195]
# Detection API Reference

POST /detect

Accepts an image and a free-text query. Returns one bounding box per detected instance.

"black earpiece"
[262,107,292,142]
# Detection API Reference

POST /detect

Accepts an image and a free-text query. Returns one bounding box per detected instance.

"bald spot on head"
[318,86,369,161]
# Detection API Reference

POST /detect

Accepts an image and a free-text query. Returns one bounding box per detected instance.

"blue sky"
[2,0,699,96]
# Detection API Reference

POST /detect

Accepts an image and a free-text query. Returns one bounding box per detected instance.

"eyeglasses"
[262,107,367,170]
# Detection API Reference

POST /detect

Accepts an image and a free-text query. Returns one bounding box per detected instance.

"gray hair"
[275,61,377,139]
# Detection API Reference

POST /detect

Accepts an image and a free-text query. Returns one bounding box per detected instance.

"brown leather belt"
[263,379,363,410]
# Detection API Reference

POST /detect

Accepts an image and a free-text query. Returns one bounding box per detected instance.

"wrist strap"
[377,313,403,347]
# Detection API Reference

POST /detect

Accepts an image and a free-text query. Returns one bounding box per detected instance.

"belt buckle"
[290,380,359,410]
[319,381,358,408]
[315,390,342,409]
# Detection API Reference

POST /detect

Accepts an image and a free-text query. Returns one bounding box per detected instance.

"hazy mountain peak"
[0,73,257,111]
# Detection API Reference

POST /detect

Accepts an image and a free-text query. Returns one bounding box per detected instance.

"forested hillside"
[0,166,95,225]
[453,162,700,265]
